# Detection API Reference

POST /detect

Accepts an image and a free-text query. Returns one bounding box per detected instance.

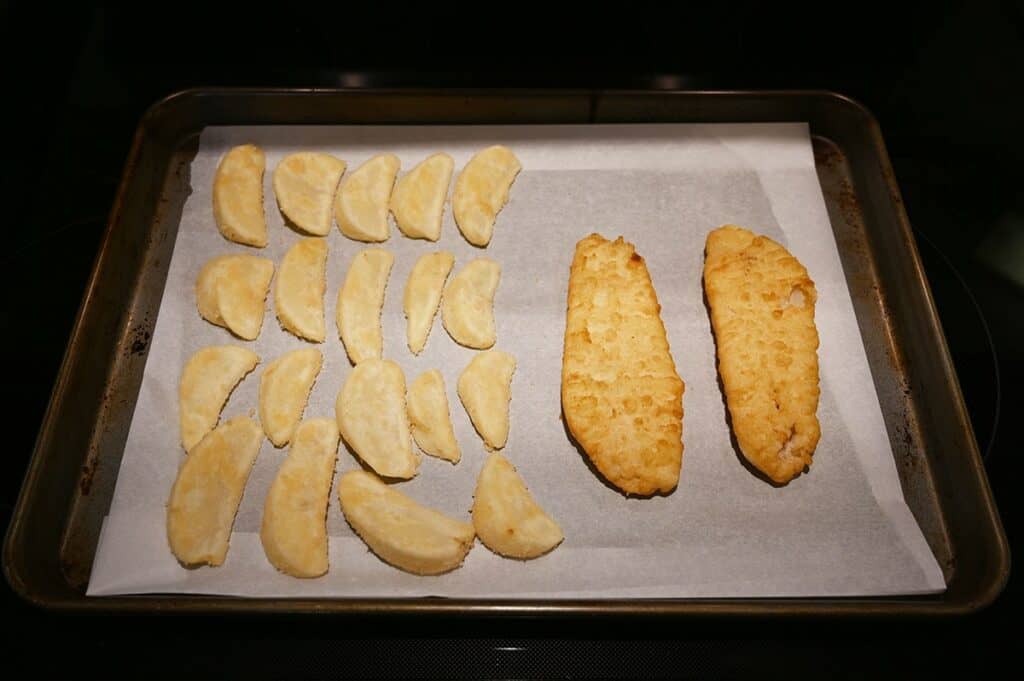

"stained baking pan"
[3,89,1008,615]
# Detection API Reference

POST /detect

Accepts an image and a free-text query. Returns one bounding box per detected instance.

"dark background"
[1,3,1019,678]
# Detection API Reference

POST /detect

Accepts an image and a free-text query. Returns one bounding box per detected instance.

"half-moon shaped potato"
[457,349,515,450]
[213,144,267,247]
[179,346,260,452]
[337,248,394,364]
[337,470,475,575]
[472,453,563,559]
[334,153,400,242]
[452,145,521,247]
[408,369,460,463]
[441,257,500,349]
[195,254,274,340]
[275,237,328,342]
[260,418,339,578]
[258,348,323,447]
[404,251,455,354]
[273,152,347,236]
[336,359,418,479]
[167,416,263,567]
[390,152,454,241]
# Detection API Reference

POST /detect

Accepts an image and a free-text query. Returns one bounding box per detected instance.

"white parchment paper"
[87,123,946,598]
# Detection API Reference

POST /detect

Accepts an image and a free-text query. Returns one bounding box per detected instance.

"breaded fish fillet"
[703,225,821,484]
[561,234,684,495]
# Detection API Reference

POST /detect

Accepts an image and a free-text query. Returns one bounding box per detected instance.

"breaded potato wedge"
[179,346,259,452]
[704,225,821,484]
[452,145,521,247]
[258,348,323,447]
[404,251,455,354]
[195,254,274,340]
[441,257,500,349]
[273,152,347,236]
[260,418,339,578]
[390,152,454,241]
[337,248,394,364]
[337,470,475,575]
[561,234,684,496]
[167,417,263,566]
[335,153,400,242]
[457,350,515,450]
[408,369,460,463]
[275,237,328,342]
[472,453,563,559]
[336,359,418,479]
[213,144,267,247]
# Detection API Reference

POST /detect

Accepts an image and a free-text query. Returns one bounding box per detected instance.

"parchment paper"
[87,123,946,598]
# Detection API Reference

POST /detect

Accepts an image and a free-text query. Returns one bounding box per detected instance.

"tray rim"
[3,87,1009,616]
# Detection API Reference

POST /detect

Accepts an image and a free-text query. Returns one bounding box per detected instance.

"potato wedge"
[167,417,263,567]
[337,470,475,575]
[258,348,323,447]
[337,248,394,364]
[273,152,347,236]
[334,153,400,242]
[336,359,418,479]
[196,254,274,340]
[390,152,454,241]
[441,257,500,349]
[472,453,563,559]
[408,369,460,463]
[404,251,455,354]
[213,144,267,247]
[260,418,339,578]
[457,350,515,450]
[452,145,521,247]
[275,237,328,342]
[179,346,259,452]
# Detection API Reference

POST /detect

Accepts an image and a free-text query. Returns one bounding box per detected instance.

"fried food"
[275,237,328,342]
[167,417,263,566]
[213,144,267,247]
[441,257,500,349]
[195,254,274,340]
[457,350,515,450]
[337,470,475,575]
[258,348,323,447]
[334,153,400,242]
[472,453,563,559]
[260,418,339,578]
[404,251,455,354]
[390,152,454,241]
[179,345,260,452]
[703,225,821,484]
[408,369,460,463]
[561,234,684,496]
[452,145,521,246]
[273,152,347,236]
[337,248,394,364]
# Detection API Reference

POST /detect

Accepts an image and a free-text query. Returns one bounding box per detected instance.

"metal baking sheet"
[3,90,1008,615]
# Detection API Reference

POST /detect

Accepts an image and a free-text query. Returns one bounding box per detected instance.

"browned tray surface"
[3,89,1008,615]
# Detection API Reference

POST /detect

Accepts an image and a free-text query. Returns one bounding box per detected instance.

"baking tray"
[3,89,1008,615]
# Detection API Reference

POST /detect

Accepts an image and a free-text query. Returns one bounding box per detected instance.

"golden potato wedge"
[457,350,515,450]
[408,369,460,463]
[213,144,267,247]
[337,248,394,364]
[404,251,455,354]
[260,418,339,578]
[273,152,347,236]
[472,453,563,559]
[179,346,259,452]
[337,470,475,575]
[452,145,521,246]
[390,152,454,241]
[335,359,418,479]
[441,257,501,349]
[275,237,328,342]
[258,348,323,447]
[167,417,263,567]
[195,254,274,340]
[334,153,400,242]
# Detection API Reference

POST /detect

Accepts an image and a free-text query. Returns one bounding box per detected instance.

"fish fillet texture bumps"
[561,234,685,495]
[703,225,821,484]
